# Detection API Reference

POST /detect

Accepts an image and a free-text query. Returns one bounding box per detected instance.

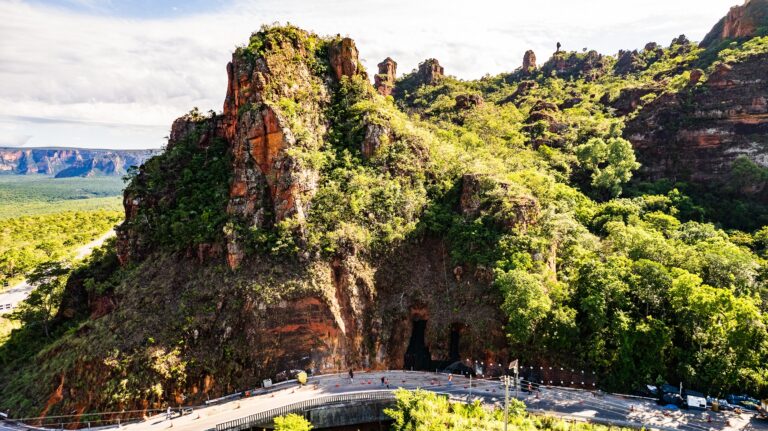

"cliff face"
[624,53,768,198]
[701,0,768,47]
[101,26,510,419]
[0,147,157,177]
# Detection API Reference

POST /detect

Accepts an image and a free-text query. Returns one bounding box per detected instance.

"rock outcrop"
[0,147,157,177]
[328,37,363,80]
[601,86,659,116]
[701,0,768,47]
[417,58,444,85]
[522,50,537,74]
[108,28,510,420]
[541,50,607,81]
[625,52,768,199]
[614,50,644,75]
[374,57,397,96]
[455,93,484,110]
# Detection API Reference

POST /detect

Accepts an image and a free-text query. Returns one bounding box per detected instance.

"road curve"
[0,230,115,315]
[5,371,765,431]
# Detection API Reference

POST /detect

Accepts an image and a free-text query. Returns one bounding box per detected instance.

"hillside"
[1,3,767,423]
[0,147,159,178]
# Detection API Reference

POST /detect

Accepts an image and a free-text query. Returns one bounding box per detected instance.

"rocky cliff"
[625,53,768,199]
[701,0,768,47]
[0,147,158,178]
[80,25,508,419]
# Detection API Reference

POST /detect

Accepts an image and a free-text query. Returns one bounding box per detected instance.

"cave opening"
[404,320,431,371]
[449,324,461,362]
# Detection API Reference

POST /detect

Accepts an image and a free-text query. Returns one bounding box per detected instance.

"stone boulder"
[455,93,484,110]
[689,69,705,85]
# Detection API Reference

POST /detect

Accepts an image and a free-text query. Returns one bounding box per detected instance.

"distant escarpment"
[0,147,158,178]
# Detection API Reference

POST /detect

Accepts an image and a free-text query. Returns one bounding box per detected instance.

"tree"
[8,261,70,338]
[495,269,552,346]
[274,413,313,431]
[575,136,640,198]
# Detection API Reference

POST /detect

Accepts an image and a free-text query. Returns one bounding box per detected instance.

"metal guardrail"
[214,391,396,431]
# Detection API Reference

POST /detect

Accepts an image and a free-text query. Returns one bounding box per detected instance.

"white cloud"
[0,0,735,149]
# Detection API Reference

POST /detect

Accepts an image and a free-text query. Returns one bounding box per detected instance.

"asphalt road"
[5,371,764,431]
[0,230,114,315]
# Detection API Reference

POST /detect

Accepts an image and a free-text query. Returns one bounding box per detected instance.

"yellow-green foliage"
[386,389,630,431]
[0,210,121,287]
[716,35,768,64]
[274,413,313,431]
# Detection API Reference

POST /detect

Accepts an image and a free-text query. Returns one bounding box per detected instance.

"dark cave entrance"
[449,324,462,362]
[404,320,431,371]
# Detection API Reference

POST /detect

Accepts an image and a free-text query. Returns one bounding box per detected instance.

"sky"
[0,0,737,150]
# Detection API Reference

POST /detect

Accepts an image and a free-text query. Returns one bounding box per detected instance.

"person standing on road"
[349,368,354,383]
[381,376,385,386]
[448,374,453,386]
[166,406,172,421]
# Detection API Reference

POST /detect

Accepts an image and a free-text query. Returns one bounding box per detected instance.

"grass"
[0,318,19,344]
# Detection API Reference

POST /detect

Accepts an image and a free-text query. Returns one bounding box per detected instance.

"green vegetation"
[386,34,768,395]
[0,210,121,288]
[122,113,231,250]
[386,389,629,431]
[0,176,123,219]
[274,413,313,431]
[6,261,70,338]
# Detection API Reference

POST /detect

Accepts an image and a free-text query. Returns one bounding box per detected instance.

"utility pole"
[515,365,519,399]
[469,373,472,397]
[509,359,519,399]
[502,375,513,431]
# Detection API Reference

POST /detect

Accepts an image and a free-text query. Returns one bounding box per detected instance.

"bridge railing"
[214,391,397,431]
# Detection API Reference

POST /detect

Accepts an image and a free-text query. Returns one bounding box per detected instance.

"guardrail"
[214,391,397,431]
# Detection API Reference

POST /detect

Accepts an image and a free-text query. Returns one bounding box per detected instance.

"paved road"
[5,371,764,431]
[0,281,29,315]
[0,230,115,315]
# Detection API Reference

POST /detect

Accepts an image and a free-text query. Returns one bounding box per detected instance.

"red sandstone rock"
[690,69,704,85]
[418,58,444,85]
[328,37,361,81]
[455,94,484,110]
[625,53,768,199]
[522,50,537,74]
[615,50,645,75]
[708,62,735,87]
[701,0,768,47]
[374,57,397,96]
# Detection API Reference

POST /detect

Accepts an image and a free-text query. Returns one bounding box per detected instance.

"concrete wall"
[259,400,394,430]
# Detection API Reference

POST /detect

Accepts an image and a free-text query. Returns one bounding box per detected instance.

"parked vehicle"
[756,400,767,419]
[443,361,476,377]
[274,369,304,383]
